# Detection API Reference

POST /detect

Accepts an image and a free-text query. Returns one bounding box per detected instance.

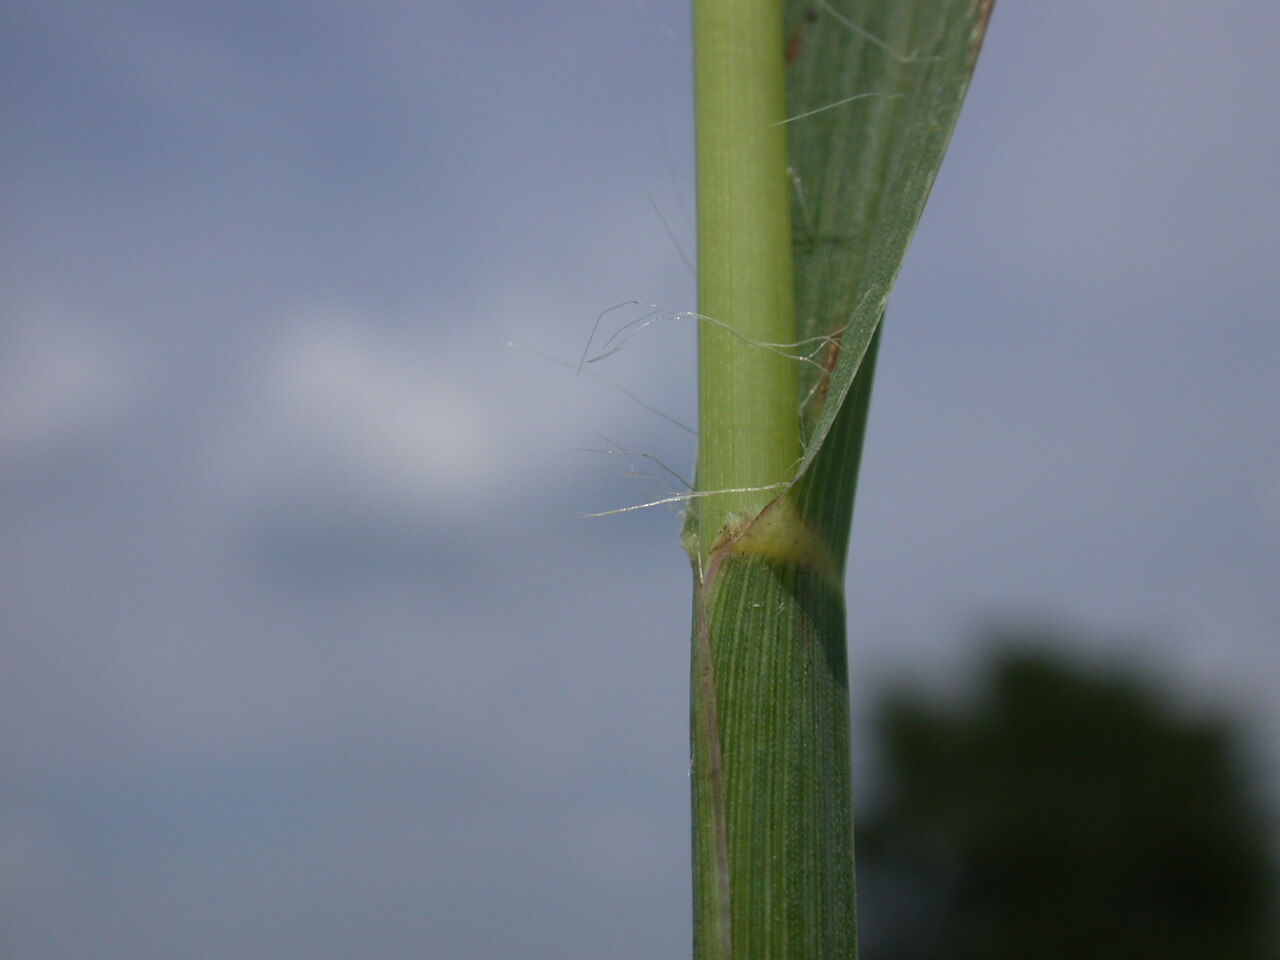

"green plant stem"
[686,1,992,957]
[691,3,852,957]
[692,0,798,564]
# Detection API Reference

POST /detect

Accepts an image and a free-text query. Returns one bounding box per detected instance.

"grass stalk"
[686,1,992,957]
[692,0,799,563]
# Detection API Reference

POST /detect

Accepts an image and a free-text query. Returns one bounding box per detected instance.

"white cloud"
[217,311,504,520]
[0,303,136,468]
[203,293,700,536]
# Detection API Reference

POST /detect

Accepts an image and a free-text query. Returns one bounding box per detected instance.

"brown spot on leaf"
[970,0,995,73]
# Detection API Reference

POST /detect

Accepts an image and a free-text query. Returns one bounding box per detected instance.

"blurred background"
[2,2,1278,957]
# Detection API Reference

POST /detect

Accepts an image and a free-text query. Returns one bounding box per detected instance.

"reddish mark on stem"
[810,325,846,414]
[785,7,820,64]
[785,32,803,64]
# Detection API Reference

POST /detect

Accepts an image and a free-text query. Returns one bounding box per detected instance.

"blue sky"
[2,2,1278,957]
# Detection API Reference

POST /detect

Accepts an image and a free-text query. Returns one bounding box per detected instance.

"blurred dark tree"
[857,633,1278,960]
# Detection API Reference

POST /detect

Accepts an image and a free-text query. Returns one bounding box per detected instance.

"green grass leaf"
[787,0,993,557]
